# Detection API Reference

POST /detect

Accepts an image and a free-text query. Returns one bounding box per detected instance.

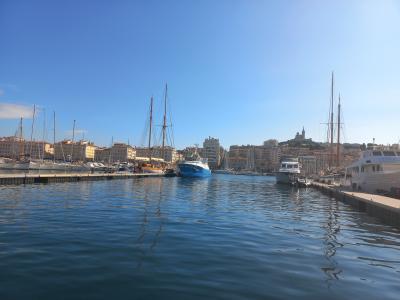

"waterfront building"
[24,141,54,160]
[228,144,281,172]
[228,145,250,170]
[94,143,136,163]
[203,137,221,169]
[0,136,53,160]
[54,140,96,162]
[0,136,23,158]
[135,146,178,163]
[179,147,203,161]
[263,139,279,147]
[298,156,317,176]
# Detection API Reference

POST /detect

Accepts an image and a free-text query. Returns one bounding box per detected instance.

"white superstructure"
[275,158,301,184]
[345,150,400,193]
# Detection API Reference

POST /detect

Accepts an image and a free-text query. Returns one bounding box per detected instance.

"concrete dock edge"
[312,182,400,228]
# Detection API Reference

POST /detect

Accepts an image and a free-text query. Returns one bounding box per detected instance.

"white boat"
[28,160,91,172]
[345,149,400,193]
[276,158,301,184]
[296,177,313,187]
[0,158,30,170]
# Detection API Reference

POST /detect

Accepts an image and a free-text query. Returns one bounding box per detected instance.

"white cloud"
[0,89,4,96]
[0,102,34,119]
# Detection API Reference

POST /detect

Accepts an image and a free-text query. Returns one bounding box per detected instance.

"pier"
[0,172,165,186]
[312,181,400,227]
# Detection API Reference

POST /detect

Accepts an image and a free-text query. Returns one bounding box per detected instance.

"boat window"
[372,151,382,156]
[293,164,298,168]
[281,164,286,168]
[287,165,293,168]
[372,166,375,172]
[383,151,396,156]
[376,165,380,171]
[361,166,364,172]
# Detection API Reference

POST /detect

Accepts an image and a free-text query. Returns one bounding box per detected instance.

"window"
[361,166,364,172]
[372,166,375,172]
[373,151,382,156]
[293,164,298,168]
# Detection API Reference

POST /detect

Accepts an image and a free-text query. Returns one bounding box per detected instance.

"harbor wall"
[312,182,400,228]
[0,173,164,186]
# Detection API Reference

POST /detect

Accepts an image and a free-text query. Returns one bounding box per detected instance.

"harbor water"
[0,175,399,299]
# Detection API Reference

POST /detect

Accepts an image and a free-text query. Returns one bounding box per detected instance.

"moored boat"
[275,158,301,184]
[177,158,211,178]
[345,149,400,194]
[141,163,165,174]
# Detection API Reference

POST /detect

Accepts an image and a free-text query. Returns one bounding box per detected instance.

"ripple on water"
[0,175,399,300]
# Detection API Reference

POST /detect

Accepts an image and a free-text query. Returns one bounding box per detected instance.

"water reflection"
[134,177,165,270]
[0,175,400,300]
[321,198,343,285]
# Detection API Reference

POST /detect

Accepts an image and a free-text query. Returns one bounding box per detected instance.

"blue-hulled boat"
[177,158,211,178]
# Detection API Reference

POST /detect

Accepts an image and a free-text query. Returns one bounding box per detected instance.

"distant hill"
[279,139,324,150]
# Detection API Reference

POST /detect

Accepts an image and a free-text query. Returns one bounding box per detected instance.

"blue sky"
[1,0,399,148]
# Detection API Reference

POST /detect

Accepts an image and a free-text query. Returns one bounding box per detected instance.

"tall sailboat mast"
[29,104,36,159]
[336,94,341,167]
[71,119,76,163]
[53,111,56,163]
[161,84,168,162]
[329,72,334,169]
[42,109,46,162]
[148,97,153,163]
[108,136,114,165]
[18,117,24,160]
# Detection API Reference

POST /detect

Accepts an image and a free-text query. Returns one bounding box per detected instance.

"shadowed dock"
[312,181,400,227]
[0,172,164,185]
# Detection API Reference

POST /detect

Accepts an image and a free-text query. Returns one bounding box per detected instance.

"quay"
[0,172,164,186]
[312,181,400,227]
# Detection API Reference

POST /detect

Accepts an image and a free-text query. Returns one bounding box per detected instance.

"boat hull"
[276,172,298,184]
[142,167,164,174]
[351,171,400,193]
[178,163,211,178]
[0,161,30,170]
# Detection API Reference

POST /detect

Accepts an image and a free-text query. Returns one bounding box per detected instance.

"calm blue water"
[0,175,399,300]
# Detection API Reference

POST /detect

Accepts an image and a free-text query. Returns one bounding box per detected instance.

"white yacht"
[276,158,301,184]
[345,149,400,193]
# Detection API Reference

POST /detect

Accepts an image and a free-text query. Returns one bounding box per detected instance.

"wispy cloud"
[0,89,4,97]
[0,102,34,119]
